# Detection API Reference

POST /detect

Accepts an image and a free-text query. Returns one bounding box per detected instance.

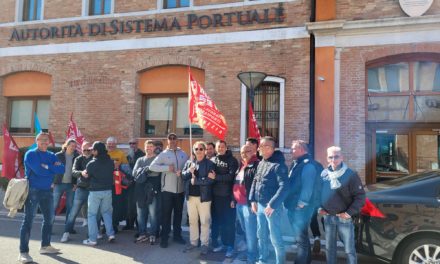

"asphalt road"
[0,210,387,264]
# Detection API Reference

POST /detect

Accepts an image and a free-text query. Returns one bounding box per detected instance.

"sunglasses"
[328,155,341,160]
[168,137,177,140]
[194,148,205,151]
[83,149,91,152]
[129,142,137,145]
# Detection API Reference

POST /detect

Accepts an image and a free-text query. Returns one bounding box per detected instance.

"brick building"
[0,0,439,183]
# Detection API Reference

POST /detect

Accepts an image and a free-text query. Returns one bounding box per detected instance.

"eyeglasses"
[129,142,137,145]
[241,150,251,154]
[327,155,341,160]
[194,148,205,151]
[168,137,177,140]
[83,149,91,152]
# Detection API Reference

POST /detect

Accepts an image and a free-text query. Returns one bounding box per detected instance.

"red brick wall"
[115,0,156,13]
[0,0,16,23]
[0,38,310,149]
[337,0,440,20]
[44,0,82,19]
[338,43,440,180]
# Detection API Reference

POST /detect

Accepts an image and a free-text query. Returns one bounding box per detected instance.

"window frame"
[240,76,285,148]
[141,93,202,138]
[17,0,44,22]
[82,0,114,16]
[160,0,192,10]
[366,53,440,122]
[7,96,50,135]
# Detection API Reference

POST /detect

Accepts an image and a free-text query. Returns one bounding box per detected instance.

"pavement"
[0,189,386,264]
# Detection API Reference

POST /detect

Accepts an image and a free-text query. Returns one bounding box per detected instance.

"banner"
[1,124,24,179]
[248,101,261,141]
[189,71,228,140]
[66,113,85,153]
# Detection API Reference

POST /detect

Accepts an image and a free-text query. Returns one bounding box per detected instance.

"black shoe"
[160,239,168,248]
[173,236,186,245]
[69,229,77,234]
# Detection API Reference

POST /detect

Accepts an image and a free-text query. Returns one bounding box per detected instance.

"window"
[367,56,440,122]
[9,98,50,133]
[22,0,42,21]
[240,76,285,148]
[143,95,201,137]
[163,0,189,9]
[88,0,112,15]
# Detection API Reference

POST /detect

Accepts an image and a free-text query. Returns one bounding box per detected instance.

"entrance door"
[367,124,440,183]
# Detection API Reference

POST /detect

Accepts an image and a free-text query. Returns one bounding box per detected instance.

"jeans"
[88,190,114,242]
[64,187,89,233]
[137,193,160,236]
[19,188,54,253]
[53,183,74,221]
[287,207,315,264]
[256,203,285,264]
[324,215,357,264]
[236,204,258,262]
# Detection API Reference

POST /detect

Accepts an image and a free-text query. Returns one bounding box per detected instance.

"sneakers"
[97,234,104,240]
[173,236,186,245]
[18,253,33,263]
[60,232,70,243]
[135,235,148,243]
[183,244,197,253]
[83,239,97,246]
[212,245,224,252]
[39,245,60,254]
[108,235,115,243]
[82,218,88,227]
[225,247,234,258]
[200,245,209,255]
[312,238,321,254]
[149,235,156,245]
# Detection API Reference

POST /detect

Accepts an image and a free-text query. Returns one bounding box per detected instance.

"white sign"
[399,0,433,17]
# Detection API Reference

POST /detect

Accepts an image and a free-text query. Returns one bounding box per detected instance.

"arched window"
[367,53,440,122]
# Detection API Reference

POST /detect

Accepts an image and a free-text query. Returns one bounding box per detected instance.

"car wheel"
[396,237,440,264]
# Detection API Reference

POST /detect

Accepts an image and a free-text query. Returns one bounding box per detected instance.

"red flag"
[189,71,228,140]
[66,113,85,153]
[248,101,261,140]
[48,131,56,147]
[2,124,24,179]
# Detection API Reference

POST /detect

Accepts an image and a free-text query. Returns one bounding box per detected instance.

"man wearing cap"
[150,133,189,248]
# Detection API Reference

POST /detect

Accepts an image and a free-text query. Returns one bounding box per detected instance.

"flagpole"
[188,66,193,161]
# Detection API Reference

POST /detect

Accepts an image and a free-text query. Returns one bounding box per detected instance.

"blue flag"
[29,113,42,149]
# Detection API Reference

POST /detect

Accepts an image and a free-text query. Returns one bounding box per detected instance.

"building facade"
[1,0,439,183]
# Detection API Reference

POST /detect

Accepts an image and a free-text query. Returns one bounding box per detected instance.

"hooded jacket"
[249,150,288,209]
[233,155,260,207]
[72,154,93,189]
[149,147,189,194]
[211,150,239,197]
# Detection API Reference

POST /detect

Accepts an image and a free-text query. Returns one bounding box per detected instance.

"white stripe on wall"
[0,27,309,57]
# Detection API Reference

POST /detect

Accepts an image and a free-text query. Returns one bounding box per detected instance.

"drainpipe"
[309,0,316,158]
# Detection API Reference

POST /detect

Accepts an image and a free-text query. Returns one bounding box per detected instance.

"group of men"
[17,131,365,264]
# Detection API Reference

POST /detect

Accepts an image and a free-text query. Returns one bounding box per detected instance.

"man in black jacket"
[249,136,288,264]
[211,140,239,258]
[61,141,94,242]
[319,146,365,264]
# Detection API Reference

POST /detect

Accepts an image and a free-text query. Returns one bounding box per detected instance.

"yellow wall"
[3,72,51,96]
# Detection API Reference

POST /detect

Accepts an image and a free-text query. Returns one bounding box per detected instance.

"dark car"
[356,170,440,264]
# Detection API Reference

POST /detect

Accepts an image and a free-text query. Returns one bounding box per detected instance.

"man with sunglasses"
[150,133,189,248]
[319,146,365,264]
[61,141,94,243]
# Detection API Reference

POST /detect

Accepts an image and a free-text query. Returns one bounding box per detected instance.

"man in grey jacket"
[150,133,189,248]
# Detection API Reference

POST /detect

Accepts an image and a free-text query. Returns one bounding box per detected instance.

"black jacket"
[320,164,366,217]
[72,155,93,189]
[86,154,115,191]
[249,150,289,209]
[182,158,215,202]
[53,150,80,184]
[127,148,145,170]
[211,150,239,198]
[233,156,259,207]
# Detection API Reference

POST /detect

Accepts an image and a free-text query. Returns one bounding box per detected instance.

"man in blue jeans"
[249,136,289,264]
[284,140,323,264]
[319,146,365,264]
[19,132,65,263]
[61,141,94,243]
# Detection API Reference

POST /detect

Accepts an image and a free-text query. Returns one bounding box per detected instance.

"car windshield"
[379,170,440,187]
